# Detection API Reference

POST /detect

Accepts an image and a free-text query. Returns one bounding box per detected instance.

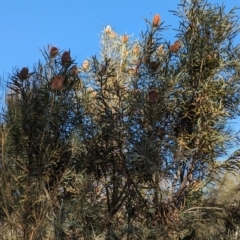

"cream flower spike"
[82,60,90,71]
[158,45,164,55]
[105,25,112,33]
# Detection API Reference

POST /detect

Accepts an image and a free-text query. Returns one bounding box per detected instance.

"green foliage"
[0,0,240,239]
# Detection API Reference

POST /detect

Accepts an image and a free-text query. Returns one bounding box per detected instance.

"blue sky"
[0,0,240,142]
[1,0,239,77]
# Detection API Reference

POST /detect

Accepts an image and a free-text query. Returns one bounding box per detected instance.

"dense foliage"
[0,0,240,239]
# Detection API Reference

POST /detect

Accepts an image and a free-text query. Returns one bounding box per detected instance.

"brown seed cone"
[50,47,58,58]
[148,89,158,103]
[152,14,161,27]
[19,67,29,80]
[61,51,71,66]
[70,65,78,76]
[51,75,64,90]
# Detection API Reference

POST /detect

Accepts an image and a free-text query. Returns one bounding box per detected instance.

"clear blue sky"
[1,0,239,76]
[0,0,239,141]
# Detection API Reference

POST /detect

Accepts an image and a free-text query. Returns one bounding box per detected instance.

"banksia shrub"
[51,75,64,90]
[61,51,71,66]
[18,67,29,80]
[2,1,240,240]
[152,14,161,27]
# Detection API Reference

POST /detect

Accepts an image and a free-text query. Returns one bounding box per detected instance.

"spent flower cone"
[61,51,71,66]
[70,65,79,76]
[51,75,64,90]
[50,47,58,58]
[19,67,29,80]
[170,40,181,53]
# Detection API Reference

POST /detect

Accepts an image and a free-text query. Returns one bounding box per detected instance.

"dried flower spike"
[70,65,79,76]
[19,67,29,80]
[61,51,71,66]
[148,89,158,103]
[50,47,58,58]
[175,40,181,46]
[152,14,161,27]
[170,40,181,53]
[51,75,64,90]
